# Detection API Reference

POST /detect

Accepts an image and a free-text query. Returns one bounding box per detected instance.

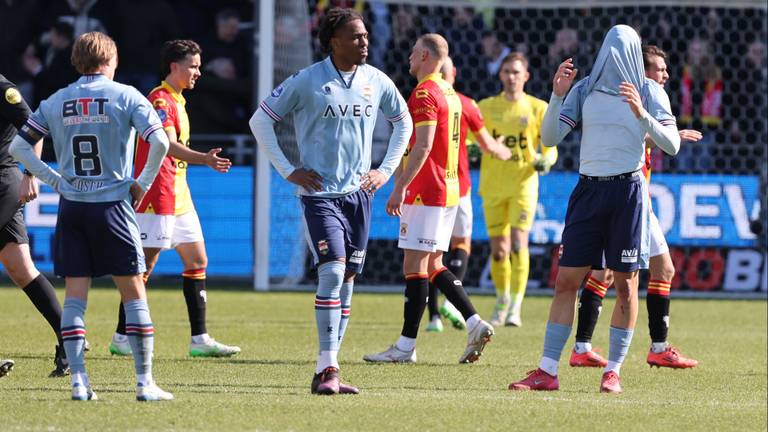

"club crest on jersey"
[519,116,529,127]
[317,240,329,255]
[361,85,373,101]
[271,84,284,98]
[323,85,332,94]
[62,98,110,125]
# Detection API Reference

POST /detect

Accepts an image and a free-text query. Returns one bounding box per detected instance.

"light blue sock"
[337,280,354,348]
[315,262,344,352]
[61,298,88,375]
[124,299,154,382]
[542,322,572,362]
[608,326,635,365]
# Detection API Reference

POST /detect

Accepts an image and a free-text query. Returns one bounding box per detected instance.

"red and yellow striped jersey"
[134,81,194,215]
[402,73,462,207]
[457,92,485,197]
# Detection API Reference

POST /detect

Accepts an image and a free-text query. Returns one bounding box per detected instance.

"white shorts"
[136,211,204,249]
[451,194,473,238]
[398,204,458,253]
[649,211,669,257]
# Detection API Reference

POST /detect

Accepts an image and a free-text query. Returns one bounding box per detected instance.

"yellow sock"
[490,256,511,299]
[510,248,530,307]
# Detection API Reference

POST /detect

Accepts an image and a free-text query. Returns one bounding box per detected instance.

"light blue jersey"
[23,74,162,202]
[259,57,409,197]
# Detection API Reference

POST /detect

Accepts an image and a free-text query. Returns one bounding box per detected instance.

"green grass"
[0,286,765,431]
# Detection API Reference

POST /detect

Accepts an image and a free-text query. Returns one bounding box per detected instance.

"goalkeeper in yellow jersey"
[478,52,557,327]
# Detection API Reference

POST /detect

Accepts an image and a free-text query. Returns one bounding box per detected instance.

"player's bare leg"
[506,228,530,327]
[176,241,240,357]
[489,234,512,325]
[599,271,638,393]
[570,269,611,367]
[646,252,698,368]
[510,265,589,391]
[110,247,162,356]
[1,243,70,376]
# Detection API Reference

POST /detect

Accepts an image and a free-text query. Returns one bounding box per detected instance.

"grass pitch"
[0,286,765,431]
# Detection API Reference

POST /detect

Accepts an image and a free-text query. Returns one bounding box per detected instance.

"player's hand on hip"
[18,174,39,204]
[553,58,578,97]
[130,182,147,210]
[206,148,232,173]
[385,187,405,217]
[360,169,387,195]
[287,168,323,192]
[679,129,703,142]
[618,82,646,118]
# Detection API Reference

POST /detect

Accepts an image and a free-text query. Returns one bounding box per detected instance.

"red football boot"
[508,369,559,391]
[647,346,699,369]
[569,349,608,367]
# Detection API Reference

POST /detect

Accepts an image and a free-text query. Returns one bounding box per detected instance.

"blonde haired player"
[478,52,557,327]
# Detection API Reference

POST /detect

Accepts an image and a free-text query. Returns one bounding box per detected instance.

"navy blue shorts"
[301,189,372,274]
[559,171,649,273]
[54,198,146,277]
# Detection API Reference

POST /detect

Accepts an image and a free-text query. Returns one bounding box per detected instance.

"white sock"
[604,361,622,375]
[574,342,592,354]
[539,356,559,376]
[316,350,339,374]
[137,373,153,386]
[651,342,668,353]
[466,314,481,329]
[71,372,88,387]
[191,333,211,344]
[396,336,416,352]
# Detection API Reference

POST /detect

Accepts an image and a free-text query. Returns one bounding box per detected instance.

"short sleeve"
[128,88,163,141]
[149,93,176,130]
[643,79,676,127]
[20,98,52,144]
[409,84,439,127]
[378,73,409,122]
[0,82,31,129]
[258,71,305,122]
[559,78,588,128]
[463,97,485,133]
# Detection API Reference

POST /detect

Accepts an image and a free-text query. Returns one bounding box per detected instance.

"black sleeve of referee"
[0,76,32,129]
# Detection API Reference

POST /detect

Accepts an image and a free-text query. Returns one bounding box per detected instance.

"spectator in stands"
[42,0,112,39]
[25,21,80,106]
[186,59,251,134]
[677,37,722,171]
[201,8,251,80]
[725,38,766,176]
[384,5,425,94]
[446,6,487,96]
[111,0,181,94]
[0,0,43,97]
[366,2,391,69]
[472,31,511,98]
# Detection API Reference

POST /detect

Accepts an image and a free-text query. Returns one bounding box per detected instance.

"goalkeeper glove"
[533,155,552,174]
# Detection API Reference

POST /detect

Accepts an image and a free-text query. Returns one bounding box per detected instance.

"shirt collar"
[418,72,442,86]
[161,80,185,104]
